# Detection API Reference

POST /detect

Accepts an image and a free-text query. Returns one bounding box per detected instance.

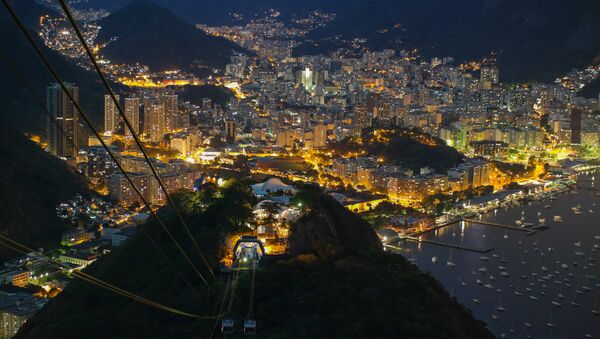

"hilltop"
[96,0,246,74]
[16,184,492,338]
[295,0,600,82]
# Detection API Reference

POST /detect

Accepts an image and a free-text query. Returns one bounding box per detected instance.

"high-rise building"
[124,97,140,137]
[162,94,178,132]
[147,103,165,143]
[313,124,327,149]
[47,83,79,159]
[570,107,582,144]
[224,119,236,143]
[300,67,314,91]
[103,94,120,133]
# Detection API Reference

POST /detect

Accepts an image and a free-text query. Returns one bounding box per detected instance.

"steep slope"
[0,127,87,261]
[296,0,600,82]
[0,0,115,133]
[95,0,246,73]
[17,185,492,338]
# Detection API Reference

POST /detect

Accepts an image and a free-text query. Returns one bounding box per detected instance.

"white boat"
[575,241,582,247]
[553,215,563,222]
[478,267,488,273]
[480,256,490,261]
[552,301,562,307]
[473,299,480,304]
[431,256,438,263]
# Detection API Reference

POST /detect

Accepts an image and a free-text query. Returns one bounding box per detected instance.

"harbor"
[392,171,600,338]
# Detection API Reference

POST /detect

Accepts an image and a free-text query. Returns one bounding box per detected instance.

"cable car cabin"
[221,318,234,334]
[244,319,257,335]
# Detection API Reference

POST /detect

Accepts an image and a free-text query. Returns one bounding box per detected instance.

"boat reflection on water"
[396,172,600,338]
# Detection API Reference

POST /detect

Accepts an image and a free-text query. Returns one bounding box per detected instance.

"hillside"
[295,0,600,82]
[577,78,600,100]
[0,0,115,133]
[17,184,491,338]
[95,0,246,74]
[0,127,87,261]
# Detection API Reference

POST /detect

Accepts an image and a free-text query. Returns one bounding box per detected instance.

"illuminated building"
[47,83,79,159]
[124,97,140,137]
[0,270,29,288]
[146,102,165,143]
[162,94,178,132]
[299,67,314,91]
[480,66,499,89]
[0,292,45,338]
[313,124,327,149]
[103,94,120,133]
[570,107,583,144]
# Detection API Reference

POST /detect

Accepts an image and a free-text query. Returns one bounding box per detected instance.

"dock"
[403,236,494,254]
[463,219,532,232]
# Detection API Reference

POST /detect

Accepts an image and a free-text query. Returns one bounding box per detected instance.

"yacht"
[553,215,563,222]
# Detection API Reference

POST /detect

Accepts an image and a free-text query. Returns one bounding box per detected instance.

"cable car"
[221,318,234,334]
[243,319,256,335]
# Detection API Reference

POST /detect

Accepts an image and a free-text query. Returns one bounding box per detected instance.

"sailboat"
[496,295,506,312]
[446,250,456,267]
[546,311,555,328]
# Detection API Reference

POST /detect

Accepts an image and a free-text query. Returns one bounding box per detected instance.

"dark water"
[396,172,600,338]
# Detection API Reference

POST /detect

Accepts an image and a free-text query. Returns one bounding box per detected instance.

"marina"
[393,171,600,338]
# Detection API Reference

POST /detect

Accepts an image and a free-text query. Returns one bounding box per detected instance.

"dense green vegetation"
[332,128,464,173]
[18,184,492,338]
[0,127,87,260]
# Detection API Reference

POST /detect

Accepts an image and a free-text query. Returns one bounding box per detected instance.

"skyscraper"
[147,103,165,143]
[47,83,79,159]
[224,119,236,143]
[162,94,178,132]
[313,124,327,149]
[124,97,140,137]
[103,94,120,133]
[300,67,314,91]
[570,106,582,144]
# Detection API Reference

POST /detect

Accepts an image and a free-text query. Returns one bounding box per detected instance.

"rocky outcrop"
[287,193,382,256]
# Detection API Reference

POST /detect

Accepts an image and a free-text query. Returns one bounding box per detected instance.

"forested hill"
[0,127,87,261]
[16,185,492,338]
[96,0,246,73]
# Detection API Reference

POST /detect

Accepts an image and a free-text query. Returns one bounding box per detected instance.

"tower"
[103,94,120,133]
[47,83,79,159]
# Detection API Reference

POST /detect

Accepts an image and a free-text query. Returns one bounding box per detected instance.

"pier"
[403,236,494,254]
[463,219,533,233]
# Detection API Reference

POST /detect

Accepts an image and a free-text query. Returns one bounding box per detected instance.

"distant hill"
[16,184,492,338]
[95,0,246,74]
[0,0,117,133]
[577,78,600,100]
[0,127,87,261]
[295,0,600,82]
[73,0,343,25]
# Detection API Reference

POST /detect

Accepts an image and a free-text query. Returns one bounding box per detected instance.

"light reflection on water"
[396,172,600,338]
